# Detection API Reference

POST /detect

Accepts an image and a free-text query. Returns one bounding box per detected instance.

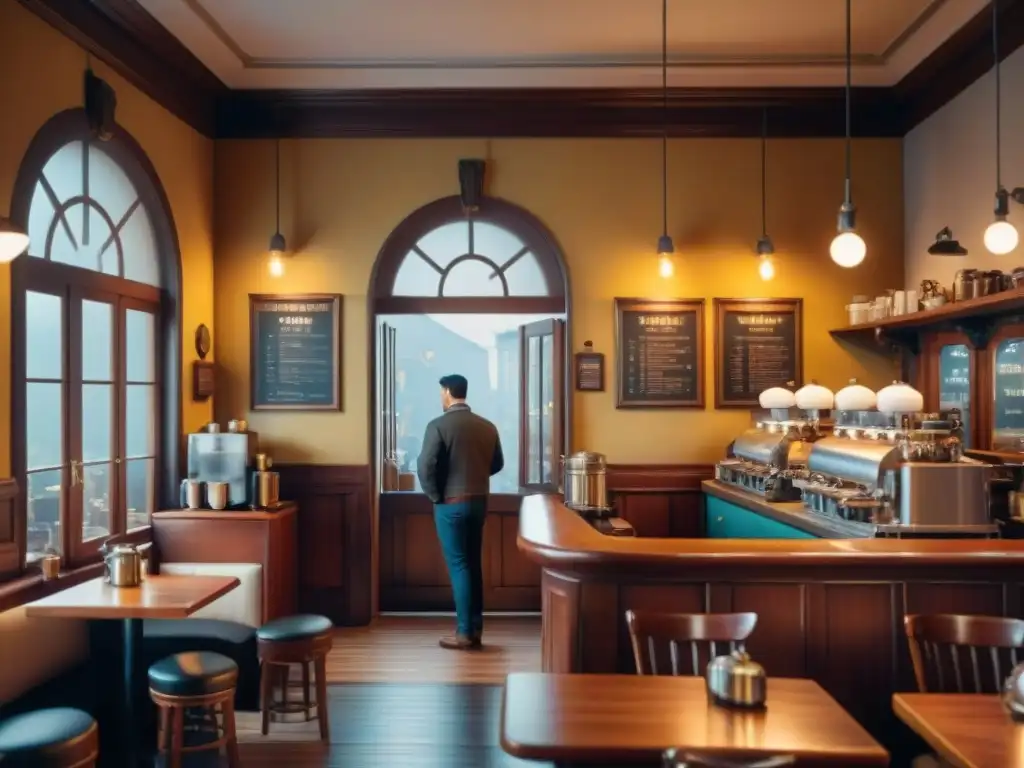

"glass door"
[518,318,565,492]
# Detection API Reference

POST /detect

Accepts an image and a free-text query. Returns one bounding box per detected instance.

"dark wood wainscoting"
[279,464,372,627]
[378,464,715,613]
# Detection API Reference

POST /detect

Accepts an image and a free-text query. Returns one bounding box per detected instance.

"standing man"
[417,374,504,650]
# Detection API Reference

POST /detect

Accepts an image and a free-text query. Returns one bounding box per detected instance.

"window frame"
[369,195,571,497]
[5,109,182,582]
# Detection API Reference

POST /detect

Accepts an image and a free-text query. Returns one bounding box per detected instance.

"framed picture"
[713,297,803,409]
[614,297,705,409]
[249,293,343,411]
[575,351,605,392]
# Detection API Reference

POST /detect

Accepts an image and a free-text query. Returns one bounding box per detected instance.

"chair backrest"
[904,613,1024,693]
[626,610,758,676]
[663,749,794,767]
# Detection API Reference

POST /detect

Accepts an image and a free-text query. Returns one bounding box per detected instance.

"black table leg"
[121,617,146,766]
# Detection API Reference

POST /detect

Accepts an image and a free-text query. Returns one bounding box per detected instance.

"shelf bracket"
[875,327,918,356]
[954,319,997,351]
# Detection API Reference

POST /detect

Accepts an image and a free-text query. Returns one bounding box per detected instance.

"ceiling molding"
[16,0,1024,140]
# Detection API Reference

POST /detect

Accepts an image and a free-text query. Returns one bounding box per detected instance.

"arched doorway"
[7,108,182,575]
[369,195,569,612]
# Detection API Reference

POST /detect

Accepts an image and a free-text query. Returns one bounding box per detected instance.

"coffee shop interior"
[7,0,1024,765]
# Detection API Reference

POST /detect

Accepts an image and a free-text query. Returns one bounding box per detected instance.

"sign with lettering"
[614,298,705,408]
[575,352,605,392]
[249,294,343,411]
[713,298,802,408]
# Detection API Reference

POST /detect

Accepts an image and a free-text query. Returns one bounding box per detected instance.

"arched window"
[4,109,181,577]
[371,196,569,498]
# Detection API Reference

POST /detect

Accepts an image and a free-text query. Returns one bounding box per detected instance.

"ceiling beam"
[16,0,1024,140]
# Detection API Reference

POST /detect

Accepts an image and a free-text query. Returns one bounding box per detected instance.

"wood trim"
[19,0,1024,138]
[606,464,713,493]
[0,479,21,581]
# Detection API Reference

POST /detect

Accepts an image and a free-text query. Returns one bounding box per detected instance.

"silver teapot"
[102,542,142,588]
[705,649,767,709]
[1003,663,1024,721]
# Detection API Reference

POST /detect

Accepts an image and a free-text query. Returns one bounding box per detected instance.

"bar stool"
[148,651,240,767]
[256,613,333,739]
[0,707,99,767]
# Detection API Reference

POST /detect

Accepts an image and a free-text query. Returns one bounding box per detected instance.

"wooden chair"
[904,614,1024,693]
[626,610,758,676]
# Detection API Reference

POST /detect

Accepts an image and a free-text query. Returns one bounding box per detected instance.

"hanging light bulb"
[758,255,775,281]
[755,110,776,283]
[983,3,1018,255]
[830,0,866,268]
[985,218,1019,255]
[0,216,29,263]
[267,232,286,277]
[657,234,675,278]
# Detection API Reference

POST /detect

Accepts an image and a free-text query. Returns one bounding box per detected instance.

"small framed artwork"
[575,344,605,392]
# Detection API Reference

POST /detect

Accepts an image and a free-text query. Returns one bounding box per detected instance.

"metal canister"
[562,451,608,510]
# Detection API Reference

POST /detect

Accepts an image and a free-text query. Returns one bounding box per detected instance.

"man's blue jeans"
[433,497,487,637]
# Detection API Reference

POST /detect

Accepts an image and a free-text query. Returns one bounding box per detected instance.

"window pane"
[27,183,53,259]
[27,382,62,470]
[503,252,549,296]
[121,206,161,286]
[41,141,83,202]
[82,384,113,462]
[27,469,63,561]
[82,462,112,541]
[443,258,506,297]
[126,309,156,382]
[393,252,441,296]
[126,384,155,458]
[939,344,971,449]
[88,145,139,224]
[474,222,525,263]
[527,335,540,485]
[126,458,155,530]
[994,338,1024,451]
[26,291,62,380]
[541,333,554,485]
[417,222,468,268]
[49,201,97,271]
[82,300,113,381]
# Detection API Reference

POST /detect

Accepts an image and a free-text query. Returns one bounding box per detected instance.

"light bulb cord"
[994,0,1002,192]
[661,0,668,238]
[275,139,281,235]
[844,0,852,205]
[761,108,768,238]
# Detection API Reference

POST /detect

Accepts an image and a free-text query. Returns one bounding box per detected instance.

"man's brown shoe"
[439,634,478,651]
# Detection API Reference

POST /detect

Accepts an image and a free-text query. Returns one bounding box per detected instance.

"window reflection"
[938,344,971,449]
[994,338,1024,451]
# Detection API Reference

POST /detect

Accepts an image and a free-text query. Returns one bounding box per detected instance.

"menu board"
[575,352,605,392]
[614,298,705,408]
[714,298,802,408]
[250,294,342,411]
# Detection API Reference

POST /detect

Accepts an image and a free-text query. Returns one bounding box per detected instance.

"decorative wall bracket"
[874,327,918,357]
[953,319,997,351]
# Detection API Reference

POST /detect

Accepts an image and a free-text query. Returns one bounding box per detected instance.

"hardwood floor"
[233,615,545,767]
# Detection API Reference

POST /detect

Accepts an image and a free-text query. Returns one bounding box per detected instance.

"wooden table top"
[894,693,1024,768]
[501,673,889,765]
[23,574,239,620]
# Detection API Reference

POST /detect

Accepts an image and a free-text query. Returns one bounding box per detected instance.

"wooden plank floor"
[232,615,545,767]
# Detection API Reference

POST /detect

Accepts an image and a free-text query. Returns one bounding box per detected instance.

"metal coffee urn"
[561,451,611,515]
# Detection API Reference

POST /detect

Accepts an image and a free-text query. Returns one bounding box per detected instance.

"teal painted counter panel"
[705,496,818,539]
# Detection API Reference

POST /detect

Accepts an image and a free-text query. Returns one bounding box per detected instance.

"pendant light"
[0,216,29,263]
[656,0,675,278]
[829,0,866,268]
[755,108,775,281]
[267,139,288,277]
[984,0,1019,255]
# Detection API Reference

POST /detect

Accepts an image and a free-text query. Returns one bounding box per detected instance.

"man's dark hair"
[439,374,468,399]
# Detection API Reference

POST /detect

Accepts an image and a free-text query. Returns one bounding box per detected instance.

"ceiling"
[135,0,990,90]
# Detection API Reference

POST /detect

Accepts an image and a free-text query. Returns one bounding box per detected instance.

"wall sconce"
[928,227,968,256]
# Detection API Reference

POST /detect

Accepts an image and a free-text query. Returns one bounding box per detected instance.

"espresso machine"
[185,428,260,509]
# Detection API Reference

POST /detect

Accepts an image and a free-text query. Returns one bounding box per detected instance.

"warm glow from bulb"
[758,256,775,281]
[268,253,285,277]
[984,220,1020,255]
[0,231,29,263]
[830,231,866,268]
[658,254,674,278]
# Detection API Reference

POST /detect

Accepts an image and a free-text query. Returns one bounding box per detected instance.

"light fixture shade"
[657,234,674,256]
[0,217,29,263]
[984,219,1019,255]
[830,231,866,268]
[268,231,286,257]
[756,235,775,256]
[928,227,968,256]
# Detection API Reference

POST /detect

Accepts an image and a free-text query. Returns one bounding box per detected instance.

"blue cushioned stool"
[256,613,334,740]
[148,651,240,767]
[0,707,98,767]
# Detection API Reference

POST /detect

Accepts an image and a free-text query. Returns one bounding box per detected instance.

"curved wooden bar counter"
[518,493,1024,759]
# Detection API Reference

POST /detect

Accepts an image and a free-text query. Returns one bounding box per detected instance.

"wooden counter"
[152,504,298,622]
[518,493,1024,761]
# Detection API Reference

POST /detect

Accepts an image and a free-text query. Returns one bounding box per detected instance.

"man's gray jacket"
[416,403,504,503]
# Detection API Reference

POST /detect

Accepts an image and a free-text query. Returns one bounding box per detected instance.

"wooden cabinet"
[151,504,298,623]
[705,496,816,539]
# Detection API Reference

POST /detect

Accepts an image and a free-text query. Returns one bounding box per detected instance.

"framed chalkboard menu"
[713,298,802,409]
[250,293,343,411]
[614,298,705,408]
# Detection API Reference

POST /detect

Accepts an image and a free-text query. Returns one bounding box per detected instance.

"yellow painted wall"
[0,1,216,475]
[215,137,903,465]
